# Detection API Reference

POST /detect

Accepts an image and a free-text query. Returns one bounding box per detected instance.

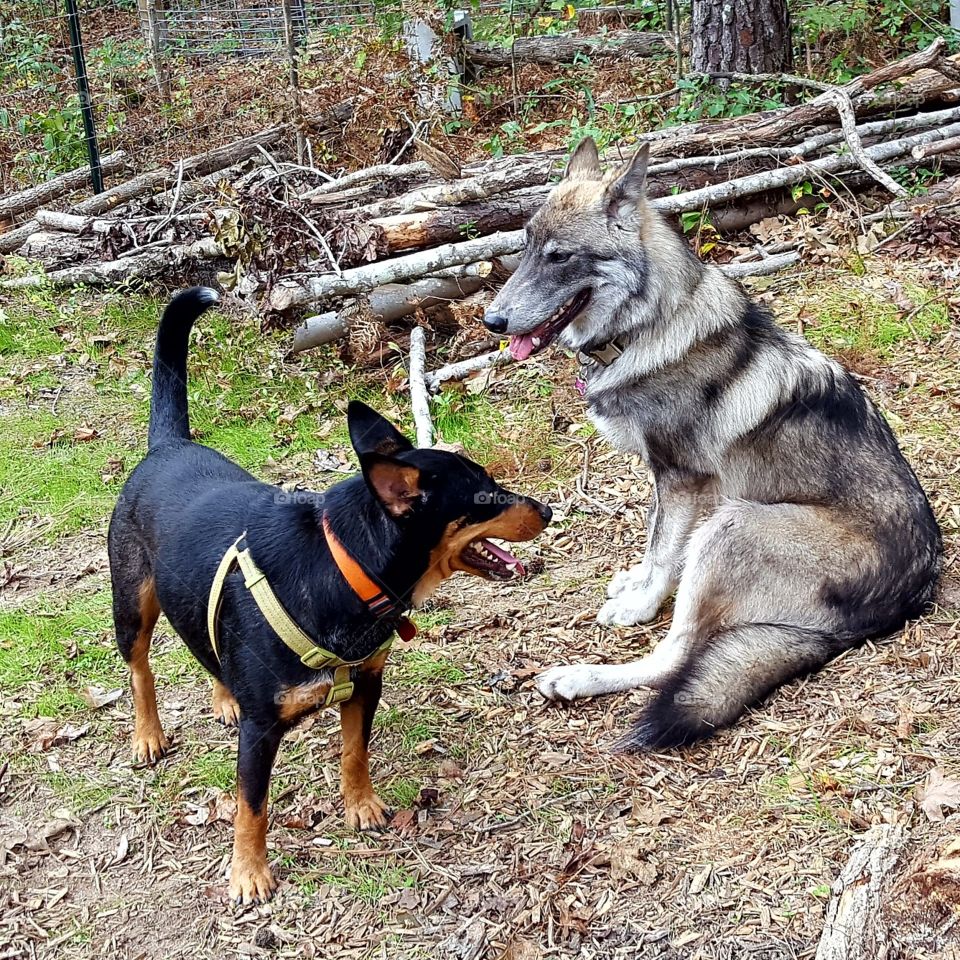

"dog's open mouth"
[461,538,526,581]
[509,289,591,362]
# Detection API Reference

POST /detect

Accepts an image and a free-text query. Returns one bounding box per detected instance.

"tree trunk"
[692,0,792,74]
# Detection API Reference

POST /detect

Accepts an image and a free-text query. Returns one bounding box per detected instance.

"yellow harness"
[206,531,396,707]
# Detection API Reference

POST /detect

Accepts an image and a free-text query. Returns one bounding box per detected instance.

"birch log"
[291,258,522,353]
[1,237,222,289]
[267,231,525,313]
[409,327,434,447]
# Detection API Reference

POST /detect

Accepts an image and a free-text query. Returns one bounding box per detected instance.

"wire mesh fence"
[0,0,653,204]
[0,0,405,197]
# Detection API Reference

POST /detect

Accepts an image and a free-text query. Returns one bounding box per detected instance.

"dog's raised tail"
[148,286,219,449]
[619,624,845,751]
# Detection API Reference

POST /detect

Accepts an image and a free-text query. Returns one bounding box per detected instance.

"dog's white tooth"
[532,337,541,348]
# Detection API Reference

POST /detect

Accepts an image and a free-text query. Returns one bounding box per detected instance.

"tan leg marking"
[130,578,169,764]
[229,793,276,904]
[212,680,241,726]
[340,651,390,831]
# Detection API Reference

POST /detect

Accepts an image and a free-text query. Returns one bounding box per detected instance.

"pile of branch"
[3,41,959,363]
[464,30,674,68]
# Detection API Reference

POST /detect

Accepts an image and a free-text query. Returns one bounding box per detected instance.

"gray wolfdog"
[482,137,942,749]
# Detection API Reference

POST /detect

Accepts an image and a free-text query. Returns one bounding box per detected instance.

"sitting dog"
[483,137,941,749]
[109,288,551,903]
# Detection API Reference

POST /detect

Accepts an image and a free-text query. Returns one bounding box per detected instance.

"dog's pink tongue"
[480,538,526,577]
[509,335,536,362]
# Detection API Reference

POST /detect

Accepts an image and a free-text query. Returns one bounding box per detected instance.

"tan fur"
[130,578,168,764]
[412,502,546,605]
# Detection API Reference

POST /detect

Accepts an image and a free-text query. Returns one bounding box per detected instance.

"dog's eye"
[546,249,572,264]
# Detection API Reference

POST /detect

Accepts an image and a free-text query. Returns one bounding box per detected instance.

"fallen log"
[409,327,433,448]
[267,231,524,314]
[465,31,672,67]
[0,220,43,255]
[302,161,434,199]
[347,164,552,219]
[815,823,909,960]
[31,209,207,234]
[291,257,521,353]
[0,151,129,223]
[71,101,352,217]
[654,40,954,159]
[654,120,960,216]
[370,190,546,253]
[1,236,222,289]
[19,230,99,264]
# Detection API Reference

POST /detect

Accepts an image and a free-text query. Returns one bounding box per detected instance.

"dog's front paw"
[607,565,644,598]
[229,857,277,905]
[536,664,608,701]
[344,791,391,832]
[132,727,169,765]
[597,590,662,627]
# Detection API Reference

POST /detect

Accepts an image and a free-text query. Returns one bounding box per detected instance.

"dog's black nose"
[535,500,553,525]
[483,311,508,334]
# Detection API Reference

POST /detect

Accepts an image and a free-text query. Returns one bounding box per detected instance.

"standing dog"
[483,137,941,749]
[110,288,551,902]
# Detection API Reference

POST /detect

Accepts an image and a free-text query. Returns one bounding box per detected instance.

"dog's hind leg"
[212,680,241,726]
[620,501,866,749]
[112,565,169,764]
[598,476,707,626]
[540,500,860,712]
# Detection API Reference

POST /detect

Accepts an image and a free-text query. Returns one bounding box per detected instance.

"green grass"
[291,857,417,903]
[0,591,117,715]
[374,705,443,752]
[393,650,466,687]
[0,410,123,534]
[378,776,421,810]
[184,748,236,791]
[802,280,949,358]
[43,769,116,811]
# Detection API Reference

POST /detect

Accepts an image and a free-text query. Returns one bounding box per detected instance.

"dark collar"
[581,336,627,368]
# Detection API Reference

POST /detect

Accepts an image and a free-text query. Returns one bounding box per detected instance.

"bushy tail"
[619,624,849,751]
[148,287,219,450]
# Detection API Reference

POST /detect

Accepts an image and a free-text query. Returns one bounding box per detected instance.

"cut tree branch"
[409,327,434,447]
[0,151,129,222]
[267,231,524,314]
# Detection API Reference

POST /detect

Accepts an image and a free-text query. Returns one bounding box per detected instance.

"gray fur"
[486,137,942,748]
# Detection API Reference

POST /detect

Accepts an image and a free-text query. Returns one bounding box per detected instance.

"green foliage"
[669,76,784,124]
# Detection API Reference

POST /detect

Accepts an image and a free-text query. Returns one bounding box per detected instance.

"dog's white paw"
[597,588,663,626]
[606,565,644,599]
[536,664,609,701]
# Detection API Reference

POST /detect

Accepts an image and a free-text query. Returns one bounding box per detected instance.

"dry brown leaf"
[81,685,123,711]
[917,769,960,822]
[609,845,658,885]
[438,759,463,780]
[502,942,542,960]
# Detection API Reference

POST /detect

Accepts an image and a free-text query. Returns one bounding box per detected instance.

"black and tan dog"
[109,287,550,903]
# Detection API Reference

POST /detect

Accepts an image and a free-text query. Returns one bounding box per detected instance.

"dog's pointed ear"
[360,453,422,517]
[564,137,601,181]
[603,143,650,220]
[347,400,414,457]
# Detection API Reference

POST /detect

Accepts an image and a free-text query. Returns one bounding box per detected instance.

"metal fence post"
[64,0,104,194]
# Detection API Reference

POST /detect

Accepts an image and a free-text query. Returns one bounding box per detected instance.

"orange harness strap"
[322,513,416,641]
